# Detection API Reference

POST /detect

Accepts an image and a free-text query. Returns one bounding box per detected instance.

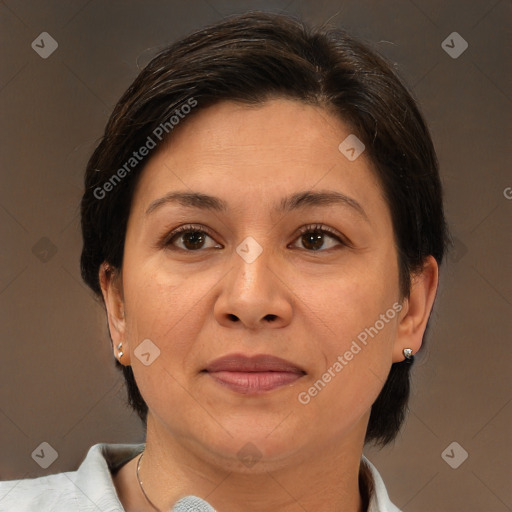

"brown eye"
[291,224,347,252]
[165,225,221,251]
[180,230,207,250]
[301,231,326,251]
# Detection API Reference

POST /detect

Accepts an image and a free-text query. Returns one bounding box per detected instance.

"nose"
[213,244,293,330]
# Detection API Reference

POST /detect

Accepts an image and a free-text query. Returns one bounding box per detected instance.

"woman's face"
[112,99,408,468]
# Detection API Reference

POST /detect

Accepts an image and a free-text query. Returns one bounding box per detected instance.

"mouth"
[202,353,306,395]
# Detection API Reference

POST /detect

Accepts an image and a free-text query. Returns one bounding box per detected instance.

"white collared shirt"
[0,443,401,511]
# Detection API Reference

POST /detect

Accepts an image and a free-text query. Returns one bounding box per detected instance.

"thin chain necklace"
[136,451,161,511]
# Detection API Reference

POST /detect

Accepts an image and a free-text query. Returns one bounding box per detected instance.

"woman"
[0,11,447,512]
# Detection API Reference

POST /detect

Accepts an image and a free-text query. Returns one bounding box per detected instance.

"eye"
[290,224,348,251]
[162,223,348,252]
[163,224,222,251]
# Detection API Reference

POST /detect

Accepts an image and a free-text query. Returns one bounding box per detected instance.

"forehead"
[162,98,356,164]
[131,98,387,221]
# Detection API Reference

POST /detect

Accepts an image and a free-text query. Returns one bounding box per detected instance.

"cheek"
[295,256,399,411]
[308,257,398,343]
[120,266,212,415]
[317,285,398,385]
[123,272,178,341]
[122,257,206,337]
[121,259,227,376]
[297,314,397,435]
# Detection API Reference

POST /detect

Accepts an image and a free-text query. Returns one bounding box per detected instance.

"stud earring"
[403,348,413,360]
[116,342,124,359]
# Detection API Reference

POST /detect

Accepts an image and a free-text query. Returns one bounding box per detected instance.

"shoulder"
[0,471,77,512]
[0,443,144,512]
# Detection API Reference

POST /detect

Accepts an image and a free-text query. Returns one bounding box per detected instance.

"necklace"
[136,451,161,511]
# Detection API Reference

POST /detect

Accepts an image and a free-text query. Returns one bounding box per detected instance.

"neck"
[115,413,369,512]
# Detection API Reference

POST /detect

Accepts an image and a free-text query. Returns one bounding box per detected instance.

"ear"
[99,262,130,365]
[393,255,439,363]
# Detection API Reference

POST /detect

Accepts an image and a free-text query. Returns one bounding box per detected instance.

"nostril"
[227,314,239,322]
[265,314,277,322]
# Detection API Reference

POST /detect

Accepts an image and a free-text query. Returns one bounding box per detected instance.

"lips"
[204,354,306,394]
[205,354,305,373]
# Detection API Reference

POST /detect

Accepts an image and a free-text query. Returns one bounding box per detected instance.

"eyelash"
[162,223,350,252]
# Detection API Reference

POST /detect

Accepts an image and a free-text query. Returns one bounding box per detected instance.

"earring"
[403,348,413,360]
[116,342,124,360]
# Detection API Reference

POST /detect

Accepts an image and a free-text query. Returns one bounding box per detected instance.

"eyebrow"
[145,190,368,221]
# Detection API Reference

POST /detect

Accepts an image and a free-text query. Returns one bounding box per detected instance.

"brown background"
[0,1,511,510]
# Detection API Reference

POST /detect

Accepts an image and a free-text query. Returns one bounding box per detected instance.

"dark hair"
[80,11,448,446]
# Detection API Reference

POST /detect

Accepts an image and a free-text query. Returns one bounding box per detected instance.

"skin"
[101,98,439,512]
